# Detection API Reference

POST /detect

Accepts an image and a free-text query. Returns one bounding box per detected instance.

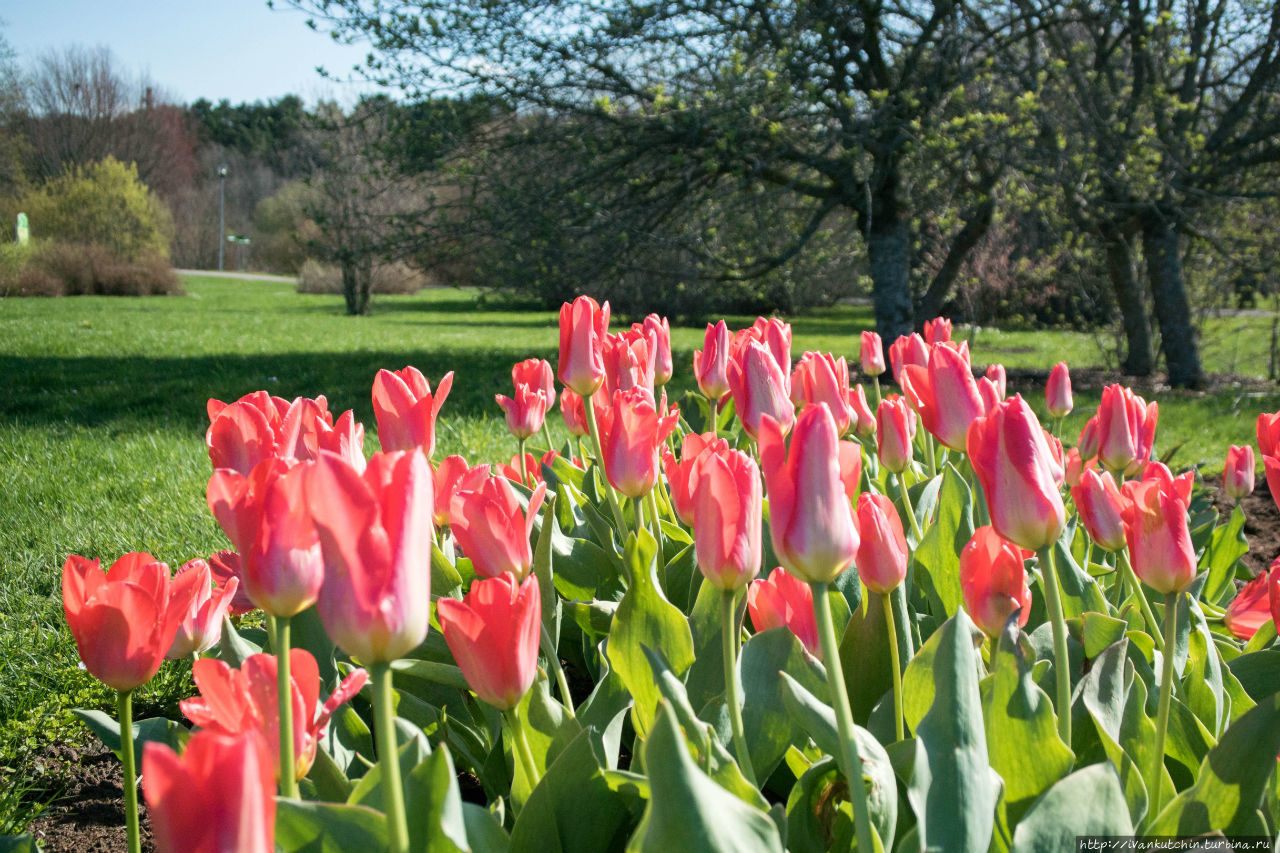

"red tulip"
[143,730,275,853]
[694,449,763,591]
[727,340,794,440]
[1121,477,1196,595]
[451,477,547,581]
[663,432,731,526]
[512,358,556,410]
[960,526,1033,638]
[876,394,916,474]
[1223,445,1256,501]
[694,320,732,400]
[888,333,929,384]
[1063,448,1096,489]
[1044,430,1066,489]
[166,559,240,660]
[747,568,820,659]
[855,493,908,595]
[1046,362,1073,419]
[62,552,202,692]
[850,384,876,437]
[433,456,491,527]
[838,438,863,505]
[902,342,986,451]
[637,314,673,385]
[1269,563,1280,637]
[598,388,680,498]
[372,366,454,458]
[1096,384,1158,475]
[558,295,610,396]
[1138,460,1194,506]
[1078,415,1101,460]
[923,317,953,345]
[967,395,1066,552]
[759,404,860,584]
[180,649,367,781]
[1071,468,1128,552]
[310,409,366,474]
[860,331,886,377]
[208,550,256,615]
[437,573,541,711]
[985,363,1007,400]
[603,330,655,396]
[791,351,855,436]
[273,396,335,464]
[307,449,434,664]
[496,384,550,440]
[560,387,590,436]
[1266,453,1280,512]
[977,376,1002,414]
[205,391,287,476]
[732,317,792,378]
[1258,410,1280,458]
[1224,568,1272,640]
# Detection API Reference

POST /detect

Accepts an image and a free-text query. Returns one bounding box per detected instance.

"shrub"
[0,240,181,297]
[296,259,432,296]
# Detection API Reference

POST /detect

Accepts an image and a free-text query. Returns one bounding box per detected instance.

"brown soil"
[25,743,153,853]
[1213,486,1280,577]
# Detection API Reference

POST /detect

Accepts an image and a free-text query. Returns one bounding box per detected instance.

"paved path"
[174,269,298,283]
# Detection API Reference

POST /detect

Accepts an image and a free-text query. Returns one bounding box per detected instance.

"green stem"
[518,437,528,486]
[117,690,140,853]
[506,708,542,790]
[882,591,905,743]
[872,375,882,409]
[540,419,555,457]
[891,582,915,661]
[582,394,629,535]
[1037,546,1073,745]
[645,489,667,591]
[895,472,924,544]
[1150,592,1179,820]
[275,615,298,799]
[811,582,876,853]
[371,662,409,853]
[924,431,937,479]
[706,393,719,438]
[721,589,757,787]
[540,623,576,717]
[1118,549,1164,650]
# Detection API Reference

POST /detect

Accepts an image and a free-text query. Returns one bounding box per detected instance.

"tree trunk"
[915,190,997,325]
[357,256,374,316]
[865,175,914,347]
[341,261,360,316]
[1142,211,1204,388]
[1102,227,1155,376]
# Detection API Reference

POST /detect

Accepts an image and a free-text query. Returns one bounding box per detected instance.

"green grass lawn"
[0,274,1276,829]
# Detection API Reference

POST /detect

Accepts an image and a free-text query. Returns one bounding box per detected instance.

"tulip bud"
[888,333,929,384]
[557,295,610,397]
[1258,410,1280,458]
[560,388,590,436]
[732,317,792,378]
[1046,362,1073,419]
[726,340,795,440]
[850,384,876,437]
[694,450,763,591]
[960,526,1033,638]
[876,394,916,474]
[372,366,454,459]
[432,455,491,528]
[1071,468,1127,552]
[902,343,986,451]
[1121,477,1196,595]
[599,388,679,498]
[1223,445,1255,501]
[166,559,241,660]
[694,320,732,400]
[663,432,731,526]
[854,494,908,594]
[496,385,549,441]
[747,568,820,659]
[437,574,541,711]
[603,330,655,396]
[1096,384,1158,475]
[791,351,855,436]
[639,314,673,386]
[923,317,953,345]
[860,331,886,377]
[1078,415,1101,460]
[206,391,287,476]
[985,363,1006,400]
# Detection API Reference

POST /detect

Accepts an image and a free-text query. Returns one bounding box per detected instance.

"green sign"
[15,212,28,246]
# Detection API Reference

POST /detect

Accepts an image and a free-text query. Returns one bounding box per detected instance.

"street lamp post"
[217,165,228,271]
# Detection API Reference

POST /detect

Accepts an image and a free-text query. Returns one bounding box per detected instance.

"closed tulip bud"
[599,388,679,498]
[855,493,908,595]
[860,331,886,376]
[747,568,820,659]
[166,559,240,660]
[1046,362,1073,418]
[960,527,1033,638]
[850,383,876,437]
[432,455,491,527]
[1121,478,1196,594]
[62,553,203,692]
[727,340,795,440]
[451,478,547,581]
[839,439,863,504]
[1223,445,1255,501]
[967,395,1066,552]
[639,314,673,385]
[1223,568,1272,640]
[985,363,1006,399]
[274,396,335,464]
[1071,468,1127,551]
[1258,411,1280,458]
[512,358,556,411]
[603,330,654,396]
[143,730,276,853]
[663,432,731,526]
[732,317,793,378]
[694,320,732,400]
[241,462,325,618]
[437,574,541,710]
[888,333,929,383]
[902,343,986,450]
[558,295,610,396]
[1096,384,1158,475]
[923,317,953,345]
[694,450,763,591]
[1063,448,1086,489]
[876,394,916,474]
[977,376,1002,414]
[307,449,434,664]
[372,366,454,459]
[560,388,590,436]
[1078,415,1101,460]
[759,404,860,584]
[496,385,549,440]
[791,351,855,435]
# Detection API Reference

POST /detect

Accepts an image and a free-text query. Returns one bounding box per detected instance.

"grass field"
[1,273,1277,829]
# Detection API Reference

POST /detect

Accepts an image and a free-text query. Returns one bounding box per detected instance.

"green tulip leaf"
[839,587,894,726]
[404,745,470,853]
[912,463,972,619]
[1226,648,1280,703]
[70,709,185,776]
[1200,506,1249,607]
[274,800,388,853]
[740,627,828,781]
[1009,764,1133,853]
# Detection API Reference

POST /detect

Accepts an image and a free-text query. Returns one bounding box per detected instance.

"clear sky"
[2,0,385,106]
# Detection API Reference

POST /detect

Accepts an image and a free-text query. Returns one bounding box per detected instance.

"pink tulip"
[977,376,1002,414]
[1078,415,1101,460]
[273,396,335,464]
[694,449,763,591]
[1046,362,1073,418]
[888,333,929,384]
[500,449,579,488]
[560,388,590,436]
[1096,384,1158,475]
[180,650,367,781]
[876,394,916,474]
[694,320,732,400]
[1269,562,1280,637]
[1137,461,1194,506]
[433,456,491,527]
[558,295,610,396]
[1121,477,1196,594]
[597,388,679,498]
[1044,431,1066,488]
[727,340,795,440]
[143,730,275,853]
[960,526,1033,638]
[603,330,655,396]
[860,331,886,377]
[307,449,434,664]
[791,351,855,436]
[496,384,550,441]
[759,404,860,584]
[967,395,1066,552]
[451,477,547,581]
[62,552,202,692]
[310,409,366,474]
[372,366,454,459]
[1071,468,1128,552]
[166,559,240,660]
[1266,453,1280,512]
[838,438,863,505]
[732,317,792,378]
[1063,448,1096,489]
[437,573,541,710]
[205,391,287,475]
[985,363,1007,399]
[855,493,908,595]
[1223,445,1256,501]
[850,384,876,437]
[208,550,256,615]
[638,314,673,385]
[747,568,820,659]
[901,341,985,450]
[512,358,556,410]
[1223,568,1272,640]
[1258,410,1280,458]
[663,432,731,526]
[923,317,952,345]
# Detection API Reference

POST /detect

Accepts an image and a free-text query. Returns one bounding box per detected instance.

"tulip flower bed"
[12,282,1280,851]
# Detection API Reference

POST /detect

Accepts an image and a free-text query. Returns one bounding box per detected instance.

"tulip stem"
[274,616,299,799]
[371,662,410,853]
[705,393,719,438]
[895,472,924,544]
[1118,549,1164,650]
[881,592,905,743]
[540,623,576,716]
[924,432,937,479]
[518,438,529,486]
[1037,546,1072,745]
[506,708,542,791]
[811,582,876,853]
[582,395,629,536]
[1150,592,1178,821]
[872,375,882,409]
[540,420,556,458]
[721,589,758,787]
[646,490,667,590]
[117,690,140,853]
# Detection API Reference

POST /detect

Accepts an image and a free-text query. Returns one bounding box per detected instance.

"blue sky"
[3,0,385,105]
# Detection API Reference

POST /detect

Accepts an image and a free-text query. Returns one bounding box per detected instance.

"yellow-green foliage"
[19,156,173,261]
